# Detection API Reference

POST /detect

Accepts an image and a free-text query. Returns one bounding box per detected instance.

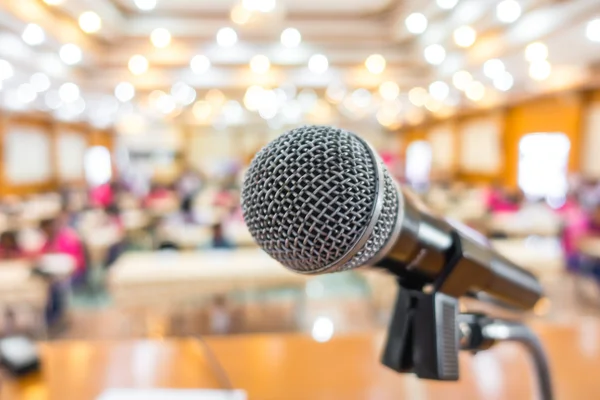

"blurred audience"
[38,215,86,285]
[0,231,23,260]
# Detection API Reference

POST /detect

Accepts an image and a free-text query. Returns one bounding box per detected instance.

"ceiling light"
[365,54,386,74]
[30,73,50,92]
[151,28,171,48]
[156,94,176,114]
[529,60,551,81]
[0,60,14,80]
[281,28,301,48]
[206,89,226,105]
[429,81,450,100]
[379,81,399,101]
[223,100,243,121]
[43,0,64,5]
[115,82,135,102]
[452,70,472,90]
[326,83,346,104]
[465,81,485,101]
[244,85,264,111]
[190,55,211,74]
[496,0,521,24]
[405,13,428,34]
[134,0,157,11]
[525,42,548,62]
[79,11,102,34]
[59,82,80,103]
[128,55,148,75]
[193,101,212,121]
[377,107,398,128]
[436,0,458,10]
[258,90,278,119]
[586,19,600,42]
[282,100,302,123]
[216,27,238,47]
[231,4,252,25]
[493,71,514,92]
[298,88,318,111]
[243,0,276,13]
[149,90,165,106]
[45,90,62,110]
[483,59,505,79]
[17,83,37,104]
[308,54,328,74]
[250,54,270,74]
[260,0,276,13]
[424,97,442,112]
[22,24,45,46]
[60,44,82,65]
[453,26,476,48]
[408,87,428,107]
[171,82,196,105]
[351,89,372,109]
[424,44,446,65]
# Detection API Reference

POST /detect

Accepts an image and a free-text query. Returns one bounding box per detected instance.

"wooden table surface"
[3,319,600,400]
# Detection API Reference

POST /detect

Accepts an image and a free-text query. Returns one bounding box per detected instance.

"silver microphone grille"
[241,125,401,274]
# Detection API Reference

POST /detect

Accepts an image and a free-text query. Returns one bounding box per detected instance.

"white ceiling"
[0,0,599,128]
[114,0,395,14]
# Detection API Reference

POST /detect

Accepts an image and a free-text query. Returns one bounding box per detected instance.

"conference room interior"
[2,0,600,398]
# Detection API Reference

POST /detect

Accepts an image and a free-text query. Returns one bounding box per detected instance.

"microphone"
[241,125,543,310]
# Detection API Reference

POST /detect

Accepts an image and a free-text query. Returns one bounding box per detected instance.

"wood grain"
[2,319,600,400]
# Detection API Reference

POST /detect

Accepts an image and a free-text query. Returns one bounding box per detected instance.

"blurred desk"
[4,321,600,400]
[121,209,150,232]
[82,225,123,266]
[488,209,561,237]
[108,249,307,307]
[0,261,47,309]
[491,238,564,275]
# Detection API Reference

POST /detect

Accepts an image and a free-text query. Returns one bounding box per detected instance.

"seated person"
[89,181,115,209]
[104,205,126,268]
[211,222,233,249]
[38,216,87,326]
[0,231,23,260]
[560,196,595,272]
[485,184,522,213]
[38,216,86,284]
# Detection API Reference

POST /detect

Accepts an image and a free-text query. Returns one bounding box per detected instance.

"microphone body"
[374,194,542,309]
[241,126,543,310]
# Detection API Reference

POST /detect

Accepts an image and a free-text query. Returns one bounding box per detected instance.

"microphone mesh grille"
[241,125,399,273]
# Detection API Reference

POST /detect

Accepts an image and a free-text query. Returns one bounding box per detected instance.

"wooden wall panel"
[0,115,113,197]
[503,94,583,187]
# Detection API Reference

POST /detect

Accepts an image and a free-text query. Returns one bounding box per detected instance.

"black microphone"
[241,125,543,310]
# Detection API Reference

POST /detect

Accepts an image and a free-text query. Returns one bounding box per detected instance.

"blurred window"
[406,140,432,188]
[85,146,112,186]
[518,133,570,200]
[4,128,51,184]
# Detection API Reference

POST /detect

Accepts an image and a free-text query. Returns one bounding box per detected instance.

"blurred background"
[0,0,599,348]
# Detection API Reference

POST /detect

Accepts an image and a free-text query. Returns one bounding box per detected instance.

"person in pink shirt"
[38,215,87,325]
[485,184,522,213]
[558,196,594,272]
[89,182,114,208]
[39,216,86,282]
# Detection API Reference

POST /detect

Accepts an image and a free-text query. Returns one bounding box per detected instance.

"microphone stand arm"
[381,286,554,400]
[459,314,554,400]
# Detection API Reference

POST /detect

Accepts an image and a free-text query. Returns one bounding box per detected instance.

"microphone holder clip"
[381,284,554,399]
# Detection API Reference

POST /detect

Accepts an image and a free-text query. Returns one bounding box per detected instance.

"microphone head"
[241,125,402,274]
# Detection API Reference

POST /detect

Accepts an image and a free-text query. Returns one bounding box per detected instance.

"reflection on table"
[3,319,600,400]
